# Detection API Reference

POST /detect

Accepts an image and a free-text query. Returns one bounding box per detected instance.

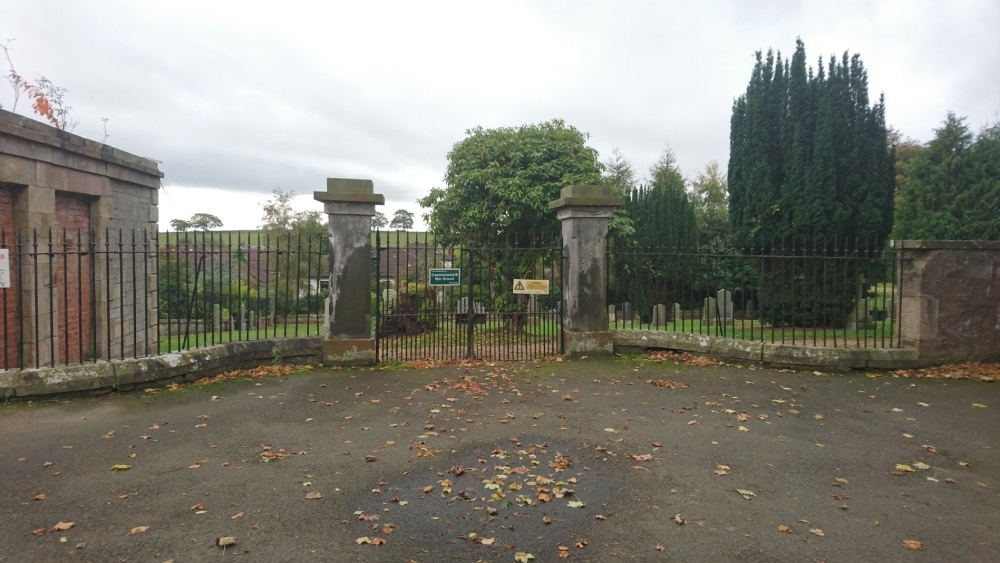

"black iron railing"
[0,229,328,370]
[607,237,904,349]
[374,230,563,362]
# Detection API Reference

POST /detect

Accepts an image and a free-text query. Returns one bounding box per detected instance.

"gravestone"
[622,302,633,322]
[703,296,717,325]
[456,297,486,324]
[651,303,667,327]
[608,304,616,324]
[745,299,755,320]
[673,303,682,322]
[716,289,734,320]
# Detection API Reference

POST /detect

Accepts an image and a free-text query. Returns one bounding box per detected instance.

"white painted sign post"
[0,248,9,288]
[512,279,550,295]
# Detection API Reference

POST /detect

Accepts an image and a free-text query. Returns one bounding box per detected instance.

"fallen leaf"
[231,512,244,519]
[912,462,931,470]
[129,526,149,535]
[514,552,535,562]
[810,528,824,537]
[52,522,75,531]
[630,454,653,462]
[543,516,553,525]
[715,465,730,476]
[305,491,322,500]
[567,500,585,508]
[32,528,46,536]
[674,513,685,525]
[736,489,756,500]
[778,524,792,533]
[917,402,930,407]
[902,539,924,551]
[814,414,825,420]
[371,537,387,545]
[110,465,131,472]
[33,494,46,501]
[959,462,970,468]
[738,426,749,432]
[834,477,849,485]
[481,537,495,545]
[355,537,371,545]
[972,403,987,408]
[894,464,915,473]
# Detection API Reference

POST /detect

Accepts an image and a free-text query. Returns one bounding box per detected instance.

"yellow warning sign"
[512,279,550,295]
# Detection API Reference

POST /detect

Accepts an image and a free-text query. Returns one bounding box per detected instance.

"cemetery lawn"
[611,319,898,346]
[158,323,324,351]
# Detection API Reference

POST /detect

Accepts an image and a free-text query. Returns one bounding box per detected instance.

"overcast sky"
[3,0,998,230]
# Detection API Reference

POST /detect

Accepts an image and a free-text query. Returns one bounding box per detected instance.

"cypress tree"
[728,39,894,326]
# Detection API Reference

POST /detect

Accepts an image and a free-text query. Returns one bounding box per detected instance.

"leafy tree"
[602,147,637,240]
[894,113,1000,240]
[169,218,191,232]
[372,211,388,229]
[419,119,603,327]
[887,127,926,198]
[389,209,415,230]
[689,160,729,246]
[728,39,895,326]
[259,189,329,315]
[188,213,223,231]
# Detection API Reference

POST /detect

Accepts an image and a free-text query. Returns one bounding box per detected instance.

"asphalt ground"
[1,354,998,562]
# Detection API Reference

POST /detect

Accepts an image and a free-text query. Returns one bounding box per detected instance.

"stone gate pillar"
[314,178,384,366]
[549,185,621,357]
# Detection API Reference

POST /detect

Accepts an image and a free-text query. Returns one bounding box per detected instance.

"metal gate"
[373,231,563,362]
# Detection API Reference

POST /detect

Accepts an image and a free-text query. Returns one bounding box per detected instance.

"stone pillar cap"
[314,178,385,204]
[548,185,622,209]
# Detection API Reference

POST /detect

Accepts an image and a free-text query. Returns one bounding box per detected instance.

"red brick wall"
[1,186,17,368]
[54,193,93,364]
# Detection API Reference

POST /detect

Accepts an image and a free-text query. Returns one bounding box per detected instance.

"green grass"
[609,318,897,346]
[158,323,323,351]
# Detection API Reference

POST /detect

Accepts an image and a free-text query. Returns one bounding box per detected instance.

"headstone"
[213,304,221,332]
[240,303,247,331]
[652,304,667,327]
[884,297,895,320]
[716,289,734,320]
[672,303,682,322]
[622,302,633,322]
[608,304,616,324]
[322,296,331,335]
[745,299,755,320]
[457,296,469,315]
[703,296,717,325]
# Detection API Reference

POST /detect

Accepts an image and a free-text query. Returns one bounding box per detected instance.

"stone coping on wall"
[0,337,322,400]
[892,240,1000,251]
[613,330,922,370]
[0,108,162,185]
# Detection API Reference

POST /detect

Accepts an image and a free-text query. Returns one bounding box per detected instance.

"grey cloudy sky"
[2,0,998,230]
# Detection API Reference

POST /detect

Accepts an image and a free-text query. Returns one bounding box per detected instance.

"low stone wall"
[0,337,322,399]
[613,330,921,370]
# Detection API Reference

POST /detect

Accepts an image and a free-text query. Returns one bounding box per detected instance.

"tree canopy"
[894,113,1000,240]
[389,209,415,230]
[689,160,729,246]
[419,119,603,250]
[728,38,894,247]
[372,211,388,230]
[188,213,224,231]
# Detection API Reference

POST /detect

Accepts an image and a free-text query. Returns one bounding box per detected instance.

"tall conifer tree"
[728,39,894,326]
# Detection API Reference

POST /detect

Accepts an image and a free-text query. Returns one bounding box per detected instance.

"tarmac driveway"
[1,354,997,562]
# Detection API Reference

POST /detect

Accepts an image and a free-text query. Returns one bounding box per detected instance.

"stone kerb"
[894,240,1000,364]
[549,185,622,357]
[314,178,384,366]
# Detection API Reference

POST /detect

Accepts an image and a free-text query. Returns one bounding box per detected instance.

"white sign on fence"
[0,248,9,288]
[512,279,550,295]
